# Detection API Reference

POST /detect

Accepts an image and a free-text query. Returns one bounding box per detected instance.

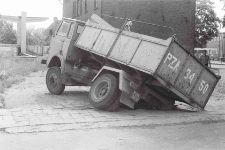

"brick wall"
[63,0,196,52]
[102,0,196,52]
[63,0,102,21]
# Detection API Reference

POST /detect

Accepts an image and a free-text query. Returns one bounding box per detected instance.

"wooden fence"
[0,44,49,57]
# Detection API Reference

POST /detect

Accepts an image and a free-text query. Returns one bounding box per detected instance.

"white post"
[17,23,21,46]
[21,11,27,54]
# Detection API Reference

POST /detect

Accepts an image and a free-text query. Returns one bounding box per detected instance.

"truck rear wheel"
[88,74,120,110]
[46,66,65,95]
[102,91,121,111]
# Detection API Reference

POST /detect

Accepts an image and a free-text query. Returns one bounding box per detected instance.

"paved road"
[0,70,225,134]
[1,93,225,134]
[1,122,225,150]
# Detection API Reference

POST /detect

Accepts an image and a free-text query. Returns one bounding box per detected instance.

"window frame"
[77,0,82,17]
[94,0,98,10]
[77,0,80,17]
[85,0,88,14]
[80,0,82,16]
[67,23,75,39]
[72,1,77,18]
[56,21,71,38]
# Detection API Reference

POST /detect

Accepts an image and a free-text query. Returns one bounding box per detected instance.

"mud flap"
[120,91,135,109]
[119,74,141,109]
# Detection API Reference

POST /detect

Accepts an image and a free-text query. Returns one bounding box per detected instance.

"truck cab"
[42,18,92,94]
[46,18,85,68]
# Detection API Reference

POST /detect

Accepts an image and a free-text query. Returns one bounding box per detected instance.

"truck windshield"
[68,23,75,39]
[57,21,71,37]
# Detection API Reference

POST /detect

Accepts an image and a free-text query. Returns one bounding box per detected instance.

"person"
[124,21,132,31]
[199,50,210,67]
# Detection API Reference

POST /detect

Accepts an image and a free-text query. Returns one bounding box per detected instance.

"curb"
[3,112,225,134]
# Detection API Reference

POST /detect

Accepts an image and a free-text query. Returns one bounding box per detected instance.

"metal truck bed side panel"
[190,69,217,108]
[156,41,189,85]
[109,34,141,64]
[76,26,101,50]
[76,24,120,57]
[92,30,118,55]
[130,40,168,73]
[76,23,171,74]
[174,56,203,95]
[156,40,219,109]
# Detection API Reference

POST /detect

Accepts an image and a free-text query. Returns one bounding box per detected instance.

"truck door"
[63,23,85,61]
[61,23,76,60]
[48,21,71,61]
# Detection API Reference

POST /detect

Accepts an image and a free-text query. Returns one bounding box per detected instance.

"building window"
[77,0,80,16]
[94,0,98,10]
[72,1,77,18]
[85,0,88,14]
[80,0,82,16]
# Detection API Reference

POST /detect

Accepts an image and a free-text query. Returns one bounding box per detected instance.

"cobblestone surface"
[1,70,225,134]
[1,99,225,134]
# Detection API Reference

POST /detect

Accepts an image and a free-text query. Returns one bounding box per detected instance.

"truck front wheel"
[46,66,65,95]
[89,74,120,110]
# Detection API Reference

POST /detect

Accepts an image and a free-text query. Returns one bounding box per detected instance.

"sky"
[214,0,225,19]
[0,0,63,28]
[0,0,224,29]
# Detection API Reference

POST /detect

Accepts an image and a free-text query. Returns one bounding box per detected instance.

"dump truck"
[42,14,220,111]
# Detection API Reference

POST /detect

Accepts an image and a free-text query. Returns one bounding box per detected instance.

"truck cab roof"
[62,17,86,24]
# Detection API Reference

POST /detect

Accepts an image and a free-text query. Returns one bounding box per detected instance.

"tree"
[195,0,221,48]
[223,15,225,27]
[26,26,47,46]
[220,0,225,9]
[0,21,17,44]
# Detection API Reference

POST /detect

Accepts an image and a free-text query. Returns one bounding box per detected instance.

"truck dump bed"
[75,20,220,110]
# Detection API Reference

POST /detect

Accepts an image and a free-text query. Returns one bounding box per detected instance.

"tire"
[46,66,65,95]
[88,74,119,109]
[103,91,121,111]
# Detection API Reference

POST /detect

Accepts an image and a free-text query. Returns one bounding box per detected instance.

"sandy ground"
[1,68,225,111]
[2,71,90,108]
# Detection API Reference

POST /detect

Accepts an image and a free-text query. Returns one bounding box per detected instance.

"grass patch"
[0,56,47,93]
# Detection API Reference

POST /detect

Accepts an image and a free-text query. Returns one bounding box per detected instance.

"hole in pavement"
[121,100,149,110]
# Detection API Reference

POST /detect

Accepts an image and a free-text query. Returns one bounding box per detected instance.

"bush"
[0,56,46,93]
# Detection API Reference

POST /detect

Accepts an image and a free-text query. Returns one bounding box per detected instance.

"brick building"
[63,0,196,52]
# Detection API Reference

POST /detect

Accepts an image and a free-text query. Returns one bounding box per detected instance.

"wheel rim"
[93,80,111,102]
[48,72,58,89]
